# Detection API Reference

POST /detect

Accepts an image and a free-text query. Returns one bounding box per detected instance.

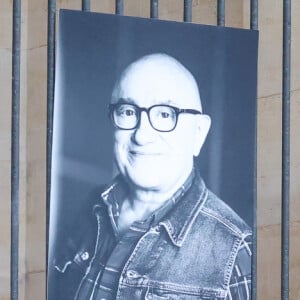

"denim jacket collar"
[159,170,208,247]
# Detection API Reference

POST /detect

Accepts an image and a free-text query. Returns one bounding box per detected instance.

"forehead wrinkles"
[112,55,202,111]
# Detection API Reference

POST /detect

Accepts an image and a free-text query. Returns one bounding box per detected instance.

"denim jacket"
[49,171,251,300]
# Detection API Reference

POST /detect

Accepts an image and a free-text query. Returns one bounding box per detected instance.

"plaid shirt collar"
[101,168,196,239]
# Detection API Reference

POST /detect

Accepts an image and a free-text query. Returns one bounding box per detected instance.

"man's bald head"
[112,53,203,112]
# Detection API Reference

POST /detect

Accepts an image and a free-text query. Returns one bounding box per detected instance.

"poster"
[48,9,258,300]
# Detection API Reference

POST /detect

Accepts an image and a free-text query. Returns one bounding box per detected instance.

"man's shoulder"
[200,188,252,238]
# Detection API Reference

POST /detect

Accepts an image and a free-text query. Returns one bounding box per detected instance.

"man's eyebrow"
[157,99,179,106]
[114,98,135,104]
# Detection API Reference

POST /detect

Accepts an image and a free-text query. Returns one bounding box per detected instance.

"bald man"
[52,54,252,300]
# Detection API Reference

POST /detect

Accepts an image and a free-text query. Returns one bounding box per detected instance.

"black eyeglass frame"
[108,103,202,132]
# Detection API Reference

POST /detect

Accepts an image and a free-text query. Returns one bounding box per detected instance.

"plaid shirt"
[227,234,252,299]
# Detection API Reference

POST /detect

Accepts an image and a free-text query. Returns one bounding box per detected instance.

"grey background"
[50,10,258,254]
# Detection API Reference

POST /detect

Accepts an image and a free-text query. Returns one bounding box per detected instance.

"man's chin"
[129,178,162,191]
[125,173,167,192]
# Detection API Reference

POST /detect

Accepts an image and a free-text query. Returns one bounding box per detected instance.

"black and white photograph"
[47,10,258,300]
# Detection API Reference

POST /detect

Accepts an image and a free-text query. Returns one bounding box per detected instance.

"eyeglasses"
[109,103,202,132]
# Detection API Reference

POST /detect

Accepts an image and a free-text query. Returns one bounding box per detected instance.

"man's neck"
[125,167,194,217]
[117,188,174,234]
[117,167,194,234]
[126,188,173,213]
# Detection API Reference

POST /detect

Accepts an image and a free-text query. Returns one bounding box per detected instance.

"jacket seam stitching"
[223,236,243,289]
[201,207,250,238]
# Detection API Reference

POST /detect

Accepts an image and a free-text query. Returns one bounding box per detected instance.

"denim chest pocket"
[122,275,226,299]
[145,288,225,300]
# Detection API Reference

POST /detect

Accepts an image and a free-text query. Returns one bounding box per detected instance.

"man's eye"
[117,107,135,116]
[160,112,170,118]
[124,109,135,116]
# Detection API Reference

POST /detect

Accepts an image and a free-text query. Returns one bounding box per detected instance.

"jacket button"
[126,269,139,278]
[154,226,160,233]
[80,251,89,261]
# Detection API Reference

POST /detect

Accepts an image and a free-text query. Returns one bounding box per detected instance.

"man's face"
[111,56,210,193]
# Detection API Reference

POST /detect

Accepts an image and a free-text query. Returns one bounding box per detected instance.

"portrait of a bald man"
[52,53,252,300]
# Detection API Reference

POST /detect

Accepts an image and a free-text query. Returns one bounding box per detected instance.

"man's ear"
[193,114,211,157]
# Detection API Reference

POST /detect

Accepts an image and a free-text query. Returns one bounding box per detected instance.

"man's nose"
[132,111,156,145]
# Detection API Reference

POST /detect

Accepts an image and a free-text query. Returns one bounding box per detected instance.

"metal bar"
[150,0,158,19]
[82,0,91,12]
[11,0,21,299]
[250,2,259,299]
[115,0,124,15]
[183,0,192,22]
[250,0,258,30]
[250,2,258,299]
[217,0,225,26]
[252,80,258,299]
[46,0,56,284]
[252,136,257,300]
[282,0,291,299]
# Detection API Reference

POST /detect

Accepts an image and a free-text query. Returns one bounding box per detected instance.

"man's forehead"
[112,54,202,110]
[121,54,193,87]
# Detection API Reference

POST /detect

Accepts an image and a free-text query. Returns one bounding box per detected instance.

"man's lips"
[128,149,161,156]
